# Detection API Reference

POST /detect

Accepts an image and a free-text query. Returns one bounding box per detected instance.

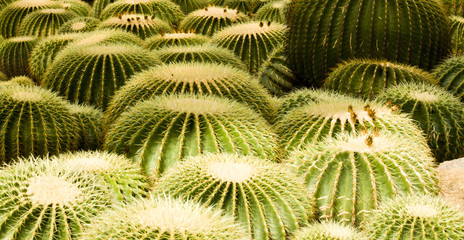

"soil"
[437,158,464,212]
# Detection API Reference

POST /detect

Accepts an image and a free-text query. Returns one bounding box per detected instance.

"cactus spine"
[97,14,173,39]
[255,1,288,24]
[145,32,208,50]
[18,8,78,37]
[68,104,104,150]
[0,36,39,79]
[71,29,145,47]
[292,221,367,240]
[450,15,464,55]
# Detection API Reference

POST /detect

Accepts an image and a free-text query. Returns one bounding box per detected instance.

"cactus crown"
[160,97,231,114]
[192,6,242,19]
[27,175,82,205]
[216,21,281,36]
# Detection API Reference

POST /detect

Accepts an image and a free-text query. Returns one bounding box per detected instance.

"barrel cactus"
[93,0,117,18]
[212,21,286,73]
[173,0,208,14]
[18,8,78,37]
[365,195,464,239]
[97,14,173,39]
[323,59,438,100]
[376,82,464,161]
[42,44,159,109]
[59,16,100,33]
[81,196,250,240]
[156,153,313,240]
[154,44,246,70]
[179,6,248,36]
[71,28,145,47]
[105,62,274,127]
[68,104,104,150]
[255,0,288,24]
[287,0,451,87]
[105,94,278,177]
[450,15,464,55]
[287,131,438,225]
[224,0,265,14]
[0,36,39,79]
[145,32,208,50]
[55,0,92,16]
[292,221,366,240]
[434,55,464,101]
[0,156,114,240]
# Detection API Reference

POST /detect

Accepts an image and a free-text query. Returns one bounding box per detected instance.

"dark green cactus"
[154,44,247,70]
[376,82,464,161]
[433,55,464,101]
[287,0,451,87]
[105,62,275,128]
[0,36,39,79]
[59,16,101,33]
[224,0,265,14]
[42,44,160,109]
[365,195,464,239]
[292,221,367,240]
[97,14,173,39]
[18,8,78,37]
[179,6,248,36]
[255,0,288,24]
[212,21,286,73]
[171,0,208,14]
[68,104,104,150]
[323,59,439,100]
[105,94,279,177]
[450,15,464,55]
[145,32,208,50]
[155,153,314,240]
[287,131,438,225]
[442,0,464,17]
[93,0,117,18]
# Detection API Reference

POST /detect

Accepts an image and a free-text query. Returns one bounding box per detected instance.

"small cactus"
[255,1,288,24]
[0,36,39,79]
[155,153,314,240]
[364,195,464,239]
[18,8,78,37]
[105,94,278,177]
[292,221,367,240]
[145,32,208,50]
[179,6,248,36]
[68,104,104,150]
[97,13,173,39]
[59,16,101,33]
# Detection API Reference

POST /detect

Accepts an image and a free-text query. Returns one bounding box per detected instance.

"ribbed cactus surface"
[376,82,464,161]
[97,14,173,39]
[255,1,288,24]
[59,16,100,33]
[56,0,92,16]
[180,7,248,36]
[323,60,438,100]
[155,153,314,240]
[42,44,159,110]
[224,0,264,14]
[0,71,7,81]
[434,55,464,101]
[0,76,35,87]
[145,32,208,50]
[70,29,145,46]
[0,36,39,79]
[287,131,438,225]
[292,221,367,240]
[443,0,464,17]
[105,95,278,177]
[287,0,451,87]
[93,0,117,18]
[68,104,104,150]
[171,0,208,14]
[18,8,78,37]
[450,16,464,55]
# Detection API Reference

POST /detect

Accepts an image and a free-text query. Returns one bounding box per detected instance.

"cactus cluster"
[145,32,208,50]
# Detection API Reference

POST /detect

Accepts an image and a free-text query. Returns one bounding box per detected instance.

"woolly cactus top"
[10,0,54,7]
[7,36,36,43]
[160,97,232,114]
[190,6,242,20]
[292,221,366,240]
[72,29,143,46]
[215,21,284,36]
[27,175,82,205]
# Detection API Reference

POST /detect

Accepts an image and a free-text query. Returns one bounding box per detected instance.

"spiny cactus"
[255,0,288,24]
[55,0,92,16]
[154,44,246,70]
[100,0,184,25]
[0,156,112,240]
[18,8,78,37]
[70,28,145,47]
[7,76,35,86]
[105,62,275,127]
[287,0,451,87]
[52,151,150,201]
[292,221,367,240]
[323,59,439,100]
[81,196,250,240]
[443,0,464,17]
[68,104,104,150]
[450,16,464,55]
[105,94,278,177]
[172,0,208,14]
[258,44,298,95]
[59,16,101,33]
[224,0,265,14]
[0,0,14,8]
[97,14,173,39]
[93,0,117,18]
[155,153,314,240]
[145,32,208,50]
[0,85,79,163]
[0,71,7,82]
[376,82,464,161]
[0,0,60,38]
[433,55,464,102]
[212,21,286,74]
[42,44,160,109]
[179,6,248,36]
[276,91,427,156]
[0,36,39,78]
[287,131,438,225]
[365,195,464,239]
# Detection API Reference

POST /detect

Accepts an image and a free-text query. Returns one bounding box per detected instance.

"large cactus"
[0,36,39,79]
[287,0,451,87]
[42,44,160,109]
[145,32,208,50]
[97,14,173,39]
[59,16,101,33]
[105,94,278,177]
[155,153,314,240]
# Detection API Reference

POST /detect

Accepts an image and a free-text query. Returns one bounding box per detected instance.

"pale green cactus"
[59,16,100,33]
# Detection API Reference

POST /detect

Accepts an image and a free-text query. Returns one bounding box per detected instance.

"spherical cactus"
[17,8,78,37]
[55,0,92,16]
[68,104,104,150]
[93,0,117,18]
[258,44,298,95]
[145,32,208,50]
[287,0,451,87]
[99,0,184,25]
[59,16,101,33]
[376,82,464,161]
[287,131,438,225]
[450,16,464,55]
[97,14,173,39]
[105,62,275,127]
[154,44,246,70]
[0,85,80,163]
[365,195,464,239]
[0,0,60,38]
[155,153,314,240]
[223,0,265,14]
[42,44,160,110]
[292,221,367,240]
[323,59,439,100]
[0,36,39,79]
[433,55,464,102]
[179,6,248,36]
[212,21,286,74]
[0,156,113,240]
[105,94,279,177]
[276,91,427,157]
[81,196,250,240]
[255,0,288,24]
[71,28,145,46]
[52,151,150,201]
